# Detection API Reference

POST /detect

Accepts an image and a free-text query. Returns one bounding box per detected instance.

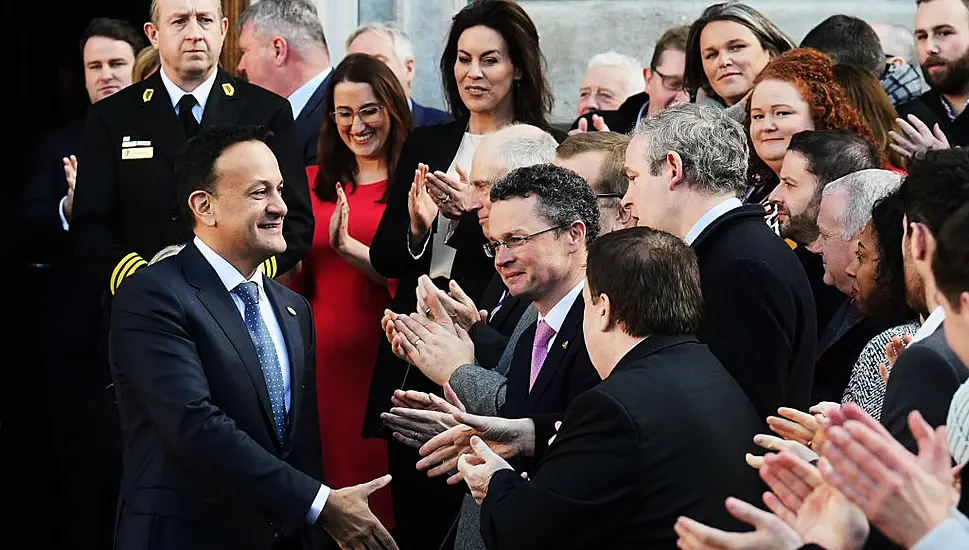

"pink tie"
[529,320,556,391]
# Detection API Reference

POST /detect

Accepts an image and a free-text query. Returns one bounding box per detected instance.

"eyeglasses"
[652,68,684,92]
[331,104,383,127]
[595,192,624,199]
[483,224,565,258]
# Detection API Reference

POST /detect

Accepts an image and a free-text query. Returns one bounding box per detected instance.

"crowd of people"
[14,0,969,549]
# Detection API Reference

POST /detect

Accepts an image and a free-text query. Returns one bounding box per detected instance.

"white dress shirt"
[684,197,744,246]
[536,282,584,353]
[288,67,332,119]
[911,305,945,344]
[194,237,329,520]
[160,66,218,124]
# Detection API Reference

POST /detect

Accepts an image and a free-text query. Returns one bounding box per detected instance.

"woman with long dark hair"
[363,1,561,547]
[291,53,413,527]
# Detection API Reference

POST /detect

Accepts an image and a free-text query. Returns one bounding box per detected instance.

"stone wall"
[353,0,917,123]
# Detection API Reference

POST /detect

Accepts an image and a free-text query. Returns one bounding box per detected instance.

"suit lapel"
[502,324,536,416]
[691,205,763,249]
[138,71,186,164]
[526,298,584,409]
[262,280,305,452]
[294,74,328,125]
[182,244,279,445]
[200,70,245,132]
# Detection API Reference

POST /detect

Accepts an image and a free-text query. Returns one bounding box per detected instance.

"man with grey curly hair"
[622,102,817,420]
[237,0,332,164]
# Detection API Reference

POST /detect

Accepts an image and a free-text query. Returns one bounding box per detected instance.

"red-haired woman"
[292,53,414,526]
[744,48,883,203]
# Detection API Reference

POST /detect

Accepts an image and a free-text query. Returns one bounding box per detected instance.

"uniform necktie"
[177,94,200,139]
[529,319,556,391]
[233,282,287,443]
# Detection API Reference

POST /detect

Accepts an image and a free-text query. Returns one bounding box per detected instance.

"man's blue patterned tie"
[233,282,287,443]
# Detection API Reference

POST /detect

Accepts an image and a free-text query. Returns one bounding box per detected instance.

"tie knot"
[233,281,260,305]
[177,93,198,113]
[534,319,556,348]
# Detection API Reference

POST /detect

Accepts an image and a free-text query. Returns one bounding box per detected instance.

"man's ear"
[596,292,614,332]
[642,67,651,88]
[887,56,905,70]
[189,190,216,227]
[666,151,685,191]
[567,221,587,251]
[144,22,159,50]
[911,222,931,262]
[271,36,289,65]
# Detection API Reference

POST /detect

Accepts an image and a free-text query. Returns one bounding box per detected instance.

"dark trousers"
[387,439,464,550]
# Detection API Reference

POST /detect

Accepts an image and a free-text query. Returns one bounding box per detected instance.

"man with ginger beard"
[906,0,969,146]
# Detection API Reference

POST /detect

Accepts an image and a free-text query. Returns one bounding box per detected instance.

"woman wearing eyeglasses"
[289,53,413,529]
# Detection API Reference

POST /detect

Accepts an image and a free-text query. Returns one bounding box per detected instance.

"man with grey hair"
[346,22,451,126]
[871,22,928,106]
[575,51,645,117]
[810,169,904,403]
[621,102,816,420]
[237,0,332,165]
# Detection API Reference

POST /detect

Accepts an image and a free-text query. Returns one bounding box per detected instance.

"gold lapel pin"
[286,306,297,316]
[222,83,235,97]
[142,88,154,103]
[561,340,569,350]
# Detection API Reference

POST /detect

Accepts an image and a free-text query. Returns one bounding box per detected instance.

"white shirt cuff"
[304,484,331,524]
[407,229,431,259]
[911,511,969,549]
[58,195,70,231]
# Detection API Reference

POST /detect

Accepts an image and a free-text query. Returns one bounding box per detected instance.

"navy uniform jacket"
[411,99,452,127]
[110,242,325,550]
[71,68,314,295]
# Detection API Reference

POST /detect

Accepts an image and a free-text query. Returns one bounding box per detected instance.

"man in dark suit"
[387,164,602,549]
[110,124,395,550]
[72,0,313,295]
[881,149,969,452]
[570,25,689,135]
[14,17,143,550]
[456,227,763,549]
[346,22,452,127]
[237,0,333,166]
[621,103,817,420]
[896,0,968,148]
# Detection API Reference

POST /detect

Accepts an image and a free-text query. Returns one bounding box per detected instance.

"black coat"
[468,273,532,370]
[362,120,497,436]
[500,294,602,462]
[71,68,314,294]
[480,335,764,550]
[109,243,325,550]
[569,91,649,135]
[691,205,817,420]
[293,74,329,167]
[880,327,968,452]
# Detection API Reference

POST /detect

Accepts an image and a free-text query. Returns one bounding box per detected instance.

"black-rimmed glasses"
[653,68,684,92]
[483,225,565,258]
[331,104,384,127]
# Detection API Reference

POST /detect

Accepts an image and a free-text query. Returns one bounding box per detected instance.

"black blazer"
[880,327,967,452]
[362,120,497,436]
[480,335,764,550]
[691,205,817,420]
[109,242,325,550]
[569,91,649,135]
[814,302,887,404]
[293,74,329,166]
[500,294,601,461]
[468,273,532,370]
[71,68,314,293]
[411,100,452,127]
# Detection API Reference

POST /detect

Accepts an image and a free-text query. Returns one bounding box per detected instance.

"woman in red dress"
[294,54,413,527]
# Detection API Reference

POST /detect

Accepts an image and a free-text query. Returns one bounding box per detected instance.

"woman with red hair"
[744,48,882,202]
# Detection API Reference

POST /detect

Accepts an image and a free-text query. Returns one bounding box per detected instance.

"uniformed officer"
[71,0,313,295]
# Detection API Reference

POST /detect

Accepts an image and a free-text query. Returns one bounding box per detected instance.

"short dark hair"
[315,54,412,203]
[869,193,919,324]
[650,25,690,71]
[787,130,880,189]
[440,0,553,131]
[587,227,703,337]
[933,204,969,309]
[490,163,600,247]
[800,15,885,76]
[555,132,629,195]
[897,149,969,235]
[80,17,144,59]
[175,125,274,233]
